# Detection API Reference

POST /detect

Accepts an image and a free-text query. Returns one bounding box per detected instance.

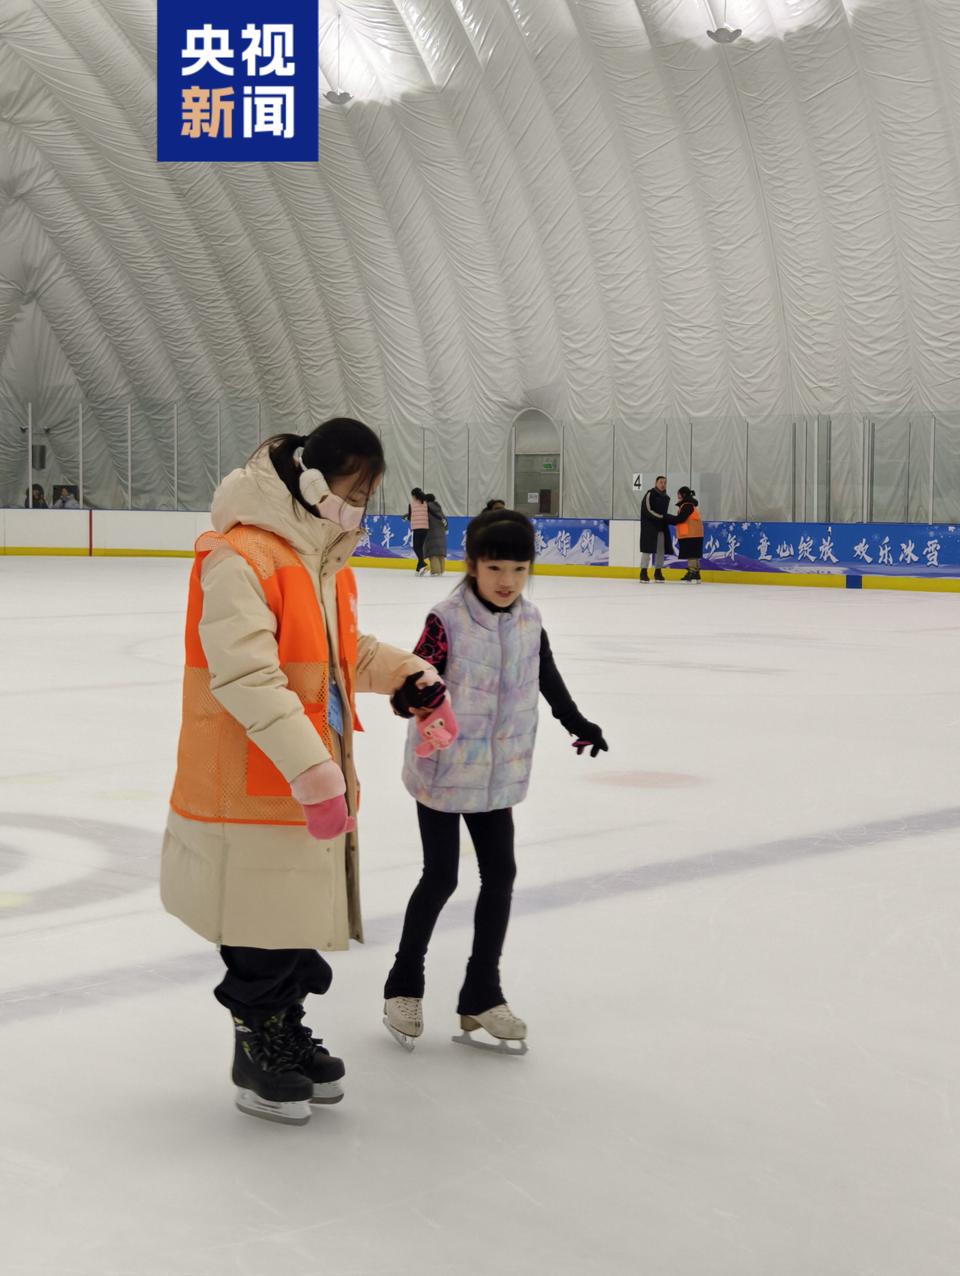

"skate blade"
[451,1031,528,1056]
[383,1016,417,1052]
[235,1089,311,1126]
[310,1080,344,1105]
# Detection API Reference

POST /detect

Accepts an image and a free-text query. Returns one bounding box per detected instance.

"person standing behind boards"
[424,494,448,576]
[674,486,704,583]
[639,476,670,583]
[404,488,431,576]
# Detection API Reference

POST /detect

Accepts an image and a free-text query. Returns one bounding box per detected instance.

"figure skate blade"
[451,1031,528,1056]
[310,1080,344,1105]
[383,1016,416,1052]
[235,1089,312,1125]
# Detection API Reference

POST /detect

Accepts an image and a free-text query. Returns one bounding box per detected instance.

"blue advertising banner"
[157,2,319,162]
[694,522,960,577]
[356,517,610,567]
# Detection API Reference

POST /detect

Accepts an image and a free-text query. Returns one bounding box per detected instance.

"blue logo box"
[157,1,318,162]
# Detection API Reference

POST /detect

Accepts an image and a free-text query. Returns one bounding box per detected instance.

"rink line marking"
[2,804,960,1025]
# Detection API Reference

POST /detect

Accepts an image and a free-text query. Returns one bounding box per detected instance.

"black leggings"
[215,946,333,1026]
[384,803,516,1017]
[413,528,428,571]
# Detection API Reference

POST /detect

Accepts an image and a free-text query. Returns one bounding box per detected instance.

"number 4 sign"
[631,474,643,493]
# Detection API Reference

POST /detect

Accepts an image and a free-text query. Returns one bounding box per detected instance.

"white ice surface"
[0,559,958,1275]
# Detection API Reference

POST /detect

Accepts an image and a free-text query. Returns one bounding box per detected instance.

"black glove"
[560,712,608,758]
[391,671,447,719]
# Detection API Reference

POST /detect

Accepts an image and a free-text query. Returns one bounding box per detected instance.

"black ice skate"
[680,569,695,581]
[283,1002,346,1104]
[639,568,649,583]
[654,568,665,582]
[231,1012,314,1125]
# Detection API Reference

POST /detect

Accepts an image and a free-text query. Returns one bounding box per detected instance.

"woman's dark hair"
[465,508,535,564]
[411,487,426,501]
[424,493,437,504]
[677,485,696,500]
[482,498,506,512]
[258,418,384,514]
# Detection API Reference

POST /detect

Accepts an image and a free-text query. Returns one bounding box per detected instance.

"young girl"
[383,509,608,1053]
[161,419,438,1124]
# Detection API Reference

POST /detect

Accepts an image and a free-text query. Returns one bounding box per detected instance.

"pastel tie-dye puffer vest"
[402,584,541,813]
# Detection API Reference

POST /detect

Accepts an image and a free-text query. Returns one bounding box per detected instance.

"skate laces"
[276,1002,321,1067]
[242,1012,305,1072]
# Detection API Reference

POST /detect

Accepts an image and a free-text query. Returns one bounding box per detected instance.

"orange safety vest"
[675,505,703,539]
[169,526,359,826]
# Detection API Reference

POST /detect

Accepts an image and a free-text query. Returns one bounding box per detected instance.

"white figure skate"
[383,997,423,1051]
[452,1004,528,1056]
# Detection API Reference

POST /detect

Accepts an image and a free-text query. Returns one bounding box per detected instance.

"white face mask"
[296,451,365,531]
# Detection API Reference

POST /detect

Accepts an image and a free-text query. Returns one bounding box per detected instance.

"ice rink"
[1,558,958,1276]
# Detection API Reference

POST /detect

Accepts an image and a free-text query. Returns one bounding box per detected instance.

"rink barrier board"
[3,509,960,592]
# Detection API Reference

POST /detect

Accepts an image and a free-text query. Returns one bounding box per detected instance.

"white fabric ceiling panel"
[1,0,960,508]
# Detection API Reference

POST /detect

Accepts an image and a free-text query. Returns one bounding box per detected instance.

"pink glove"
[302,796,356,840]
[290,761,356,840]
[413,699,459,758]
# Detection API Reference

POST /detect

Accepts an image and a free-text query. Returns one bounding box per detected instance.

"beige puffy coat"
[160,452,430,950]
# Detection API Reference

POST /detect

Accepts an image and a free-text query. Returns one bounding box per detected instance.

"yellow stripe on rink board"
[862,574,960,593]
[699,569,846,588]
[91,549,195,558]
[4,547,960,592]
[3,547,89,556]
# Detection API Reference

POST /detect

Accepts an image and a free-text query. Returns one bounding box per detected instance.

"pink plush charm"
[414,700,460,757]
[302,795,356,840]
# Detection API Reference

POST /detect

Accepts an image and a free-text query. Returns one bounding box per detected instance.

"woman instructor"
[161,419,439,1125]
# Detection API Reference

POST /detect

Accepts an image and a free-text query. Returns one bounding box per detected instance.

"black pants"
[413,528,428,571]
[215,946,333,1026]
[384,803,516,1017]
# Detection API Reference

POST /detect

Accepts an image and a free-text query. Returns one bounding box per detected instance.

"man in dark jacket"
[639,475,672,582]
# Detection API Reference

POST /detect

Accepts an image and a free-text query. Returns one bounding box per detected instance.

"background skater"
[639,475,671,582]
[674,486,704,582]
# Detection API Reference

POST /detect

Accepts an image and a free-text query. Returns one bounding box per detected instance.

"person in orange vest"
[161,419,441,1126]
[673,486,704,582]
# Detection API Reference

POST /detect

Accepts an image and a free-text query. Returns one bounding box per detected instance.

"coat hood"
[210,449,362,559]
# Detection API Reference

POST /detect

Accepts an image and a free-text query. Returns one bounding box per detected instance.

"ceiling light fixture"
[323,14,353,104]
[707,0,742,43]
